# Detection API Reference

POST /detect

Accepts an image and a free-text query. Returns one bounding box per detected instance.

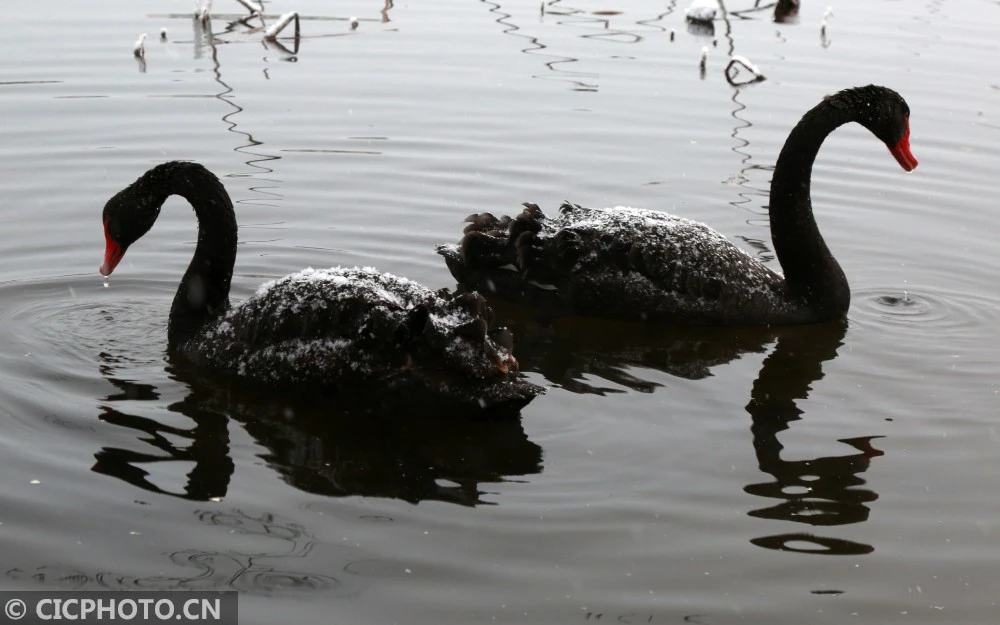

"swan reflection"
[93,352,542,506]
[93,301,880,551]
[743,322,880,555]
[491,304,881,555]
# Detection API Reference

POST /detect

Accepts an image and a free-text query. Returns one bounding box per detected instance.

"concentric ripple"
[851,286,1000,335]
[0,275,171,365]
[0,274,178,428]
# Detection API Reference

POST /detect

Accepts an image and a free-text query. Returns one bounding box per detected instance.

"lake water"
[2,0,999,622]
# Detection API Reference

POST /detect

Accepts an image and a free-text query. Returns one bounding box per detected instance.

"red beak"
[888,118,918,172]
[100,222,126,277]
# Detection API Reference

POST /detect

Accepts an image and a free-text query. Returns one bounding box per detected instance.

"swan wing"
[447,203,786,323]
[185,267,531,396]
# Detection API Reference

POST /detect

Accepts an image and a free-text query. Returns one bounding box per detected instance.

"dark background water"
[2,0,999,622]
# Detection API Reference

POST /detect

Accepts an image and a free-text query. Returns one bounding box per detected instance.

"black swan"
[438,85,918,325]
[99,161,542,413]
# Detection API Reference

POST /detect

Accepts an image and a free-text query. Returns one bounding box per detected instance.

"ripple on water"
[848,286,1000,391]
[5,509,363,597]
[851,286,1000,337]
[0,274,174,432]
[0,275,170,352]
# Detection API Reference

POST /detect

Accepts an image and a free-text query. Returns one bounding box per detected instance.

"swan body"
[438,85,918,326]
[99,162,541,412]
[439,203,794,324]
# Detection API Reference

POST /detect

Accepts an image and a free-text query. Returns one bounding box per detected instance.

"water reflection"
[93,362,234,501]
[92,355,542,506]
[724,84,777,240]
[381,0,395,24]
[193,15,283,180]
[484,0,791,90]
[492,304,881,554]
[484,0,598,92]
[686,18,715,37]
[489,300,775,393]
[698,19,880,552]
[722,0,796,23]
[772,0,800,24]
[7,509,358,595]
[262,36,299,58]
[544,1,679,44]
[485,0,678,92]
[744,322,881,555]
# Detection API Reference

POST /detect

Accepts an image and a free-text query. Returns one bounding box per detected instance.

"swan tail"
[439,203,565,309]
[508,203,560,283]
[455,202,569,287]
[558,200,583,214]
[438,205,534,284]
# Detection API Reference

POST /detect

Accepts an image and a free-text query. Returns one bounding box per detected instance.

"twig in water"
[725,55,766,86]
[133,33,147,58]
[685,0,719,23]
[196,0,213,22]
[264,12,301,40]
[233,0,261,17]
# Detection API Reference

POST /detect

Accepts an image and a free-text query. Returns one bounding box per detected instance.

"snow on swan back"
[99,161,542,414]
[438,85,918,326]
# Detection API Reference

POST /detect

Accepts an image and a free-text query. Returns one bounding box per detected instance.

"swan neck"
[163,164,238,348]
[769,102,852,314]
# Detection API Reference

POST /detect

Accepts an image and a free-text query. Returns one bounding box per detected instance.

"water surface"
[2,0,1000,623]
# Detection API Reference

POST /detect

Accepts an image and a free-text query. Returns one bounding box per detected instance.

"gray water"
[2,0,1000,622]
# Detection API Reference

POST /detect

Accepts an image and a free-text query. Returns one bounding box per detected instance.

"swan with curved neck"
[438,85,918,325]
[99,161,542,413]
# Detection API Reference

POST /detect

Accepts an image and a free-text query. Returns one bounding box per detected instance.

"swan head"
[100,171,164,276]
[380,288,540,410]
[394,291,522,383]
[840,85,918,172]
[400,311,540,412]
